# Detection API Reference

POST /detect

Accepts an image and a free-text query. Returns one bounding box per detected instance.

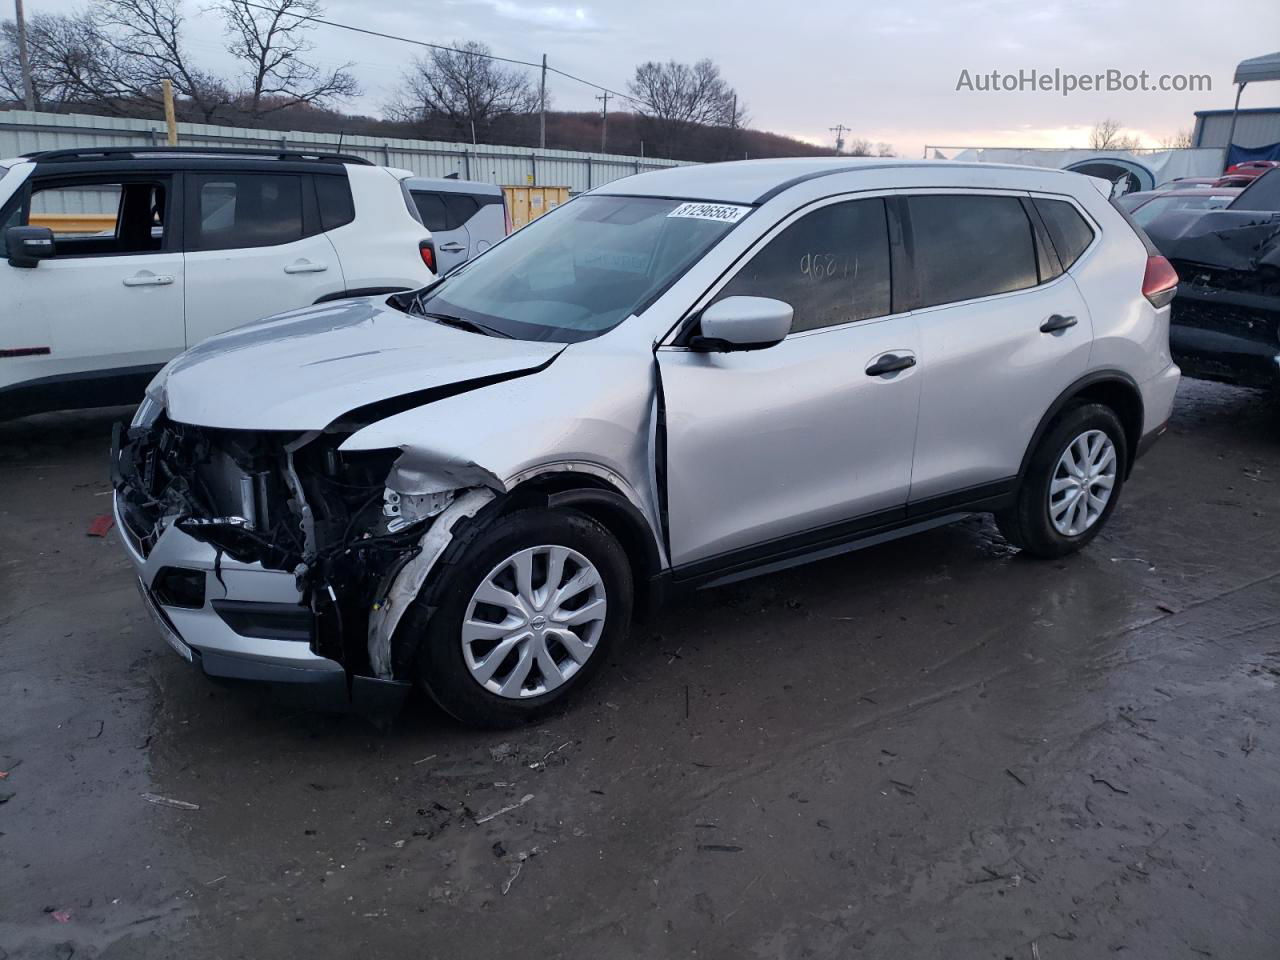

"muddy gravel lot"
[2,379,1279,959]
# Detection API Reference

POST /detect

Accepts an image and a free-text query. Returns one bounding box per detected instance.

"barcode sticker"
[667,202,751,223]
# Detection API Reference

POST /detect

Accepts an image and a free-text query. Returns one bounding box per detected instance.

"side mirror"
[6,226,56,268]
[690,296,793,352]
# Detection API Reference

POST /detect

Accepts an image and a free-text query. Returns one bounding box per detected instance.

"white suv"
[113,158,1181,727]
[0,147,436,419]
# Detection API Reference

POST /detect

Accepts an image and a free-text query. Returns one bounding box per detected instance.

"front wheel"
[402,508,633,728]
[996,403,1128,559]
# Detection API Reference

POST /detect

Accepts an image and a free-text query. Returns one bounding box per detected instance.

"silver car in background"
[112,157,1181,727]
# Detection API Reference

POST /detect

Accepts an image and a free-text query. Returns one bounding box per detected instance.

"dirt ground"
[2,379,1279,960]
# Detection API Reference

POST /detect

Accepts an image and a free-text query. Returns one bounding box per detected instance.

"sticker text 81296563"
[666,202,751,223]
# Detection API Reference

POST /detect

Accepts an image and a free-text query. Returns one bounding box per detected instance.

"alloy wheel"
[1049,429,1117,537]
[461,545,607,699]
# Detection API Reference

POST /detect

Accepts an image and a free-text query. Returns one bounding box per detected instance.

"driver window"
[22,179,169,258]
[714,197,892,333]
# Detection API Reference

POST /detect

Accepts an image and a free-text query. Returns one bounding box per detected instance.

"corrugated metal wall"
[0,109,690,194]
[1193,109,1280,148]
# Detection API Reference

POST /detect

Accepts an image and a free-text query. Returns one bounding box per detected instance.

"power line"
[234,0,643,107]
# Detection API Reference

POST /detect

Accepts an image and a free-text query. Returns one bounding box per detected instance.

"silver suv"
[112,158,1181,727]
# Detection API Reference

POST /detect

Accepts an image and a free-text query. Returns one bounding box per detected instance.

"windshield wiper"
[420,311,513,339]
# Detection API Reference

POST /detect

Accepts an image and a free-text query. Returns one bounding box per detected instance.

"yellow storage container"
[502,186,571,230]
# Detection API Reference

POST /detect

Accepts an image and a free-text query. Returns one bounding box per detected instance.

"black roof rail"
[20,145,373,165]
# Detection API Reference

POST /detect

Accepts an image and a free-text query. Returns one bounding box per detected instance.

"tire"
[996,403,1128,559]
[400,507,633,728]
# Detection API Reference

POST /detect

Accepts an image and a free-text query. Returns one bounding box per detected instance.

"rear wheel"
[997,403,1127,558]
[403,508,633,728]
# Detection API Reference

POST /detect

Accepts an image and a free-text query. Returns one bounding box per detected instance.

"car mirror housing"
[690,296,793,352]
[6,226,56,268]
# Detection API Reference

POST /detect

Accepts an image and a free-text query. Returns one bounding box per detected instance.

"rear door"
[657,195,922,569]
[0,172,184,395]
[182,170,344,347]
[902,191,1094,502]
[409,190,469,273]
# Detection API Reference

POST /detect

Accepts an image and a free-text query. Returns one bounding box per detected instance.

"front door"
[657,196,922,569]
[0,173,184,395]
[182,171,344,347]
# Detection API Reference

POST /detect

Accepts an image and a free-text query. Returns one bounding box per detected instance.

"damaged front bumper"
[114,490,411,711]
[110,414,432,713]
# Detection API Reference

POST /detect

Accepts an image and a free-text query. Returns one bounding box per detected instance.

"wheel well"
[1070,379,1144,474]
[504,473,662,613]
[1028,376,1144,479]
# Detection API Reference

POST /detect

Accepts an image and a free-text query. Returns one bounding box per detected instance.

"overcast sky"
[27,0,1280,156]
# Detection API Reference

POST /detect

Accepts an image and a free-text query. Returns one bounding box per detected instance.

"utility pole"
[595,90,611,153]
[829,124,849,155]
[14,0,36,111]
[162,79,177,145]
[538,54,547,150]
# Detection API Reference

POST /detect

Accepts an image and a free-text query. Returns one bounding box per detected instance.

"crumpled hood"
[158,297,562,431]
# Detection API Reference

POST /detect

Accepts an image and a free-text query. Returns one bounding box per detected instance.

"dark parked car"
[1145,170,1280,389]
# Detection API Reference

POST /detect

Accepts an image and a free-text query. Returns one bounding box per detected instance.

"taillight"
[419,240,436,274]
[1142,255,1178,308]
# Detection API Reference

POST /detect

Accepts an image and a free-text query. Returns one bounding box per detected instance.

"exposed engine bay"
[112,414,480,681]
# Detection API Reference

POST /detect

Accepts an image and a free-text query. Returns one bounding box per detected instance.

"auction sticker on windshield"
[667,202,751,223]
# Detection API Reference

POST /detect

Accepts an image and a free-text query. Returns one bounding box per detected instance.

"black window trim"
[2,170,183,258]
[183,169,316,253]
[1026,190,1101,271]
[897,187,1062,313]
[667,189,904,348]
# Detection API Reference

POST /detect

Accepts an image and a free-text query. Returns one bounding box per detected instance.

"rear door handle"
[122,274,174,287]
[1040,314,1078,333]
[284,260,327,274]
[865,353,917,377]
[438,242,465,253]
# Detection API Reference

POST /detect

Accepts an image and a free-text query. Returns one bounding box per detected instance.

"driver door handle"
[438,242,465,253]
[1040,314,1078,333]
[865,353,917,377]
[284,260,327,274]
[122,274,174,287]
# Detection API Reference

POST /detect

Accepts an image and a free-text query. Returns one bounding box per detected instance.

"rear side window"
[315,175,354,231]
[412,190,495,231]
[907,195,1038,308]
[189,173,303,251]
[715,197,892,333]
[1034,198,1095,268]
[443,193,480,226]
[412,191,450,232]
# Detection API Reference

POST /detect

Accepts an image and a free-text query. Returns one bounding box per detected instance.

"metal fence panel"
[0,110,688,193]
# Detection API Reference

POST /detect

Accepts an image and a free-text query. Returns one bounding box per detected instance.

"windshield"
[402,195,746,342]
[1131,194,1233,227]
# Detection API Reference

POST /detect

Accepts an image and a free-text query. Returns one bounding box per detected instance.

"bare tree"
[1159,128,1193,149]
[875,142,895,157]
[218,0,357,119]
[386,41,539,140]
[843,137,872,157]
[1089,118,1141,151]
[1,12,117,110]
[627,59,741,158]
[85,0,232,121]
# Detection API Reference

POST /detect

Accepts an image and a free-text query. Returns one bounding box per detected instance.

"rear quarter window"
[315,174,354,231]
[1034,198,1095,268]
[411,191,450,232]
[907,195,1039,308]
